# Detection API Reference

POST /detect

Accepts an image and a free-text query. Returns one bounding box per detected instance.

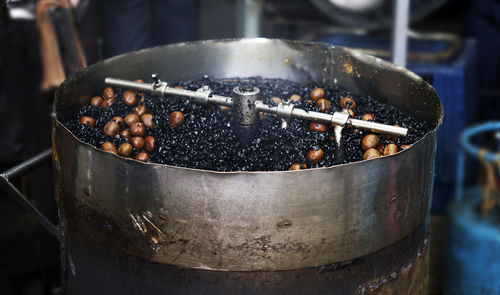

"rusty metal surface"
[63,220,429,295]
[369,238,429,295]
[52,39,443,271]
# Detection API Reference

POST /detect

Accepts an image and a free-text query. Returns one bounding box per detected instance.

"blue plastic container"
[444,122,500,294]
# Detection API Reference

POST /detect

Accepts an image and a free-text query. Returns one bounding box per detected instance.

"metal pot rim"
[54,38,443,175]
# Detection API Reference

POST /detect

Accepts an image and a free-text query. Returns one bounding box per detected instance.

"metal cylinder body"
[52,39,443,294]
[63,221,429,294]
[232,85,260,126]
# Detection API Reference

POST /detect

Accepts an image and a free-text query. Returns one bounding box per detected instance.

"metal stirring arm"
[104,77,408,137]
[106,77,233,107]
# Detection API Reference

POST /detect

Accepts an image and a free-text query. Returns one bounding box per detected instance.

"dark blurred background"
[0,0,499,294]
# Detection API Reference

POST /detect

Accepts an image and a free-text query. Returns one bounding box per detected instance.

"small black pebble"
[63,77,430,171]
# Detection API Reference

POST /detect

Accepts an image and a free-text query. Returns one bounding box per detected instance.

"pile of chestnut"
[289,87,411,170]
[80,82,409,167]
[79,79,185,162]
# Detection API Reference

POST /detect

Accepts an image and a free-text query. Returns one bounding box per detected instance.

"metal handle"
[0,149,58,237]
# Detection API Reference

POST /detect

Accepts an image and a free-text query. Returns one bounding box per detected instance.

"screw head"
[151,73,160,83]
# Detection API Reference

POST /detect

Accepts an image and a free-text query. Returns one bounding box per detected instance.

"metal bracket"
[195,85,212,105]
[276,101,294,121]
[277,101,294,129]
[331,111,350,126]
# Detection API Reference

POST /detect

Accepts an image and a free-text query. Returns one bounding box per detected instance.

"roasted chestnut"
[120,129,131,141]
[289,94,301,102]
[340,97,356,109]
[401,144,411,150]
[131,136,145,150]
[141,113,154,128]
[101,97,116,109]
[125,113,140,127]
[362,113,374,121]
[122,90,137,106]
[101,142,117,154]
[169,111,185,127]
[112,116,124,128]
[316,98,331,112]
[363,148,381,160]
[310,88,324,101]
[90,96,103,107]
[307,147,324,164]
[118,143,133,157]
[130,122,146,137]
[289,163,307,170]
[309,122,327,132]
[383,143,398,156]
[134,79,145,83]
[102,87,115,100]
[103,121,120,136]
[144,136,155,152]
[376,144,384,154]
[135,152,149,162]
[138,94,145,105]
[80,116,95,127]
[134,105,148,116]
[270,97,282,104]
[361,134,380,151]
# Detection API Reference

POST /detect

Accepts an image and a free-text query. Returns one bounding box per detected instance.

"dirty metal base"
[62,221,429,295]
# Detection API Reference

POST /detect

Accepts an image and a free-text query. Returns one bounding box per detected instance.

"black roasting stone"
[63,77,431,171]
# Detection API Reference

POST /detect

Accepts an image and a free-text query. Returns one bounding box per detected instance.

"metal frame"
[0,148,58,237]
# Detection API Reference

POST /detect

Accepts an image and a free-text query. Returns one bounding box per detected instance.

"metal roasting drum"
[51,39,443,294]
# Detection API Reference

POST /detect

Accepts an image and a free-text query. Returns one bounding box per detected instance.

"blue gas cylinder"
[445,188,500,294]
[444,122,500,294]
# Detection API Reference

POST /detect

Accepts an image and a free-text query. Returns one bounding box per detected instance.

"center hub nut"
[232,85,261,144]
[232,85,260,126]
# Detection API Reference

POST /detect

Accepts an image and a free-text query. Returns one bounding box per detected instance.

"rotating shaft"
[104,77,408,137]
